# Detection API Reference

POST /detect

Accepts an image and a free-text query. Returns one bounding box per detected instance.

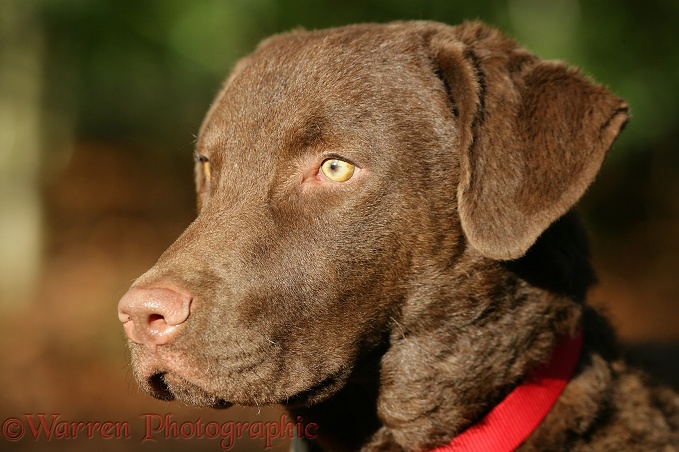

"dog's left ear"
[427,22,629,260]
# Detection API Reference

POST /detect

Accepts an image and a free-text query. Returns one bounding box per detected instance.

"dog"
[118,21,679,450]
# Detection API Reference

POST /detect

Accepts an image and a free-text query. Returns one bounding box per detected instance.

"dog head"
[118,21,627,412]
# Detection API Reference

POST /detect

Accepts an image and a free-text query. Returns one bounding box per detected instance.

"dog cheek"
[238,228,389,353]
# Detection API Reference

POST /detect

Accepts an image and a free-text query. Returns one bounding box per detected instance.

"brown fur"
[118,21,679,450]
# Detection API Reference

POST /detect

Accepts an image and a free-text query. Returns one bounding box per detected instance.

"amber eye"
[194,153,211,183]
[320,158,355,182]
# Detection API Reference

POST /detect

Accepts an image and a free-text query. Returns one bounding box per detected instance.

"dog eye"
[320,159,355,182]
[194,153,211,183]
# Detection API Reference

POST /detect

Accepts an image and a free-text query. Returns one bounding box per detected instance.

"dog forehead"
[198,25,437,146]
[194,24,466,193]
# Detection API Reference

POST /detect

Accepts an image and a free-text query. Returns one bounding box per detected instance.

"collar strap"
[431,330,584,452]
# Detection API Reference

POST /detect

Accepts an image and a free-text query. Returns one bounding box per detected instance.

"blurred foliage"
[31,0,678,151]
[4,0,676,241]
[1,2,677,429]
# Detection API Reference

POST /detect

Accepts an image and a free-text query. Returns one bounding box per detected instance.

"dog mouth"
[145,371,233,409]
[282,372,344,407]
[130,338,354,409]
[142,368,344,410]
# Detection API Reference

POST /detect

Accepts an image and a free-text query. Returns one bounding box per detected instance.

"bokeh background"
[1,0,678,450]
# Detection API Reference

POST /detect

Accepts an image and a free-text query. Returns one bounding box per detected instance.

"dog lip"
[144,364,340,409]
[144,370,233,409]
[281,372,343,407]
[210,399,233,410]
[147,371,175,401]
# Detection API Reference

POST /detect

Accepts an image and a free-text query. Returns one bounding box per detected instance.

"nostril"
[148,314,166,330]
[147,313,176,337]
[148,314,164,322]
[117,286,193,348]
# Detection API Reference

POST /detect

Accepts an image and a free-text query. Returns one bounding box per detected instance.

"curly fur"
[119,21,678,450]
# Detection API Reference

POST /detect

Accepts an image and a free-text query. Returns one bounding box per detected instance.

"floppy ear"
[428,22,629,261]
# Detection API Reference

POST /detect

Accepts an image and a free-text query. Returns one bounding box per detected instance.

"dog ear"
[427,22,629,261]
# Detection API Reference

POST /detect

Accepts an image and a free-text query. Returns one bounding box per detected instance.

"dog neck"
[430,331,584,452]
[290,329,584,451]
[289,214,593,450]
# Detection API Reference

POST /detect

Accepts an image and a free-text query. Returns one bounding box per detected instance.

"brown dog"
[118,21,679,450]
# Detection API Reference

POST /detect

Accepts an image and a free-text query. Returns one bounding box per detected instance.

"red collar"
[431,331,584,452]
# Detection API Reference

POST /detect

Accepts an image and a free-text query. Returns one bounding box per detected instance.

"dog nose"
[118,286,192,350]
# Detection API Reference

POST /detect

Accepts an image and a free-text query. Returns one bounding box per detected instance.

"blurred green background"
[1,0,678,450]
